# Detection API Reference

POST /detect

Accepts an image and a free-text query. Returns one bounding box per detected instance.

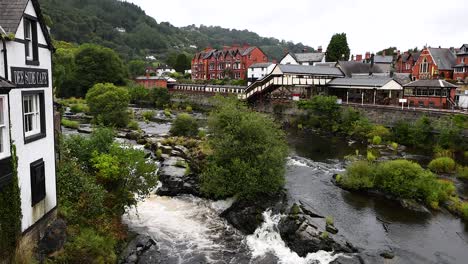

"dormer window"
[24,17,39,65]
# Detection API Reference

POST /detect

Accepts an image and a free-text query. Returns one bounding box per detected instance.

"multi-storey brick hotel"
[191,45,268,80]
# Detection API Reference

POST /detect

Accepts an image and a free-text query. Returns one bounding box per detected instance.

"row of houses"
[0,0,57,253]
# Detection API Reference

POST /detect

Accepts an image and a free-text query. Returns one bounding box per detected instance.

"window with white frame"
[23,17,38,63]
[24,19,33,60]
[0,95,9,158]
[420,57,429,73]
[23,93,42,138]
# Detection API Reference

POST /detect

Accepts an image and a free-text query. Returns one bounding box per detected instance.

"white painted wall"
[279,54,298,65]
[4,0,56,232]
[247,64,276,85]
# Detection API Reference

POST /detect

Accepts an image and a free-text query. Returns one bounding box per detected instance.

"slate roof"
[315,62,337,67]
[393,73,412,85]
[0,0,54,50]
[0,76,15,89]
[428,48,456,70]
[412,52,421,62]
[0,0,28,34]
[278,64,343,76]
[240,46,256,56]
[328,76,393,87]
[293,52,325,63]
[337,61,384,77]
[374,55,393,64]
[404,79,458,88]
[249,62,273,68]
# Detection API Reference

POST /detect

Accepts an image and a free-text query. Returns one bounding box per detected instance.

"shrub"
[127,120,139,130]
[428,157,456,173]
[325,216,334,226]
[58,228,117,264]
[456,166,468,179]
[339,161,375,190]
[61,119,79,129]
[127,84,149,104]
[197,129,207,139]
[461,202,468,220]
[86,83,130,127]
[186,105,193,113]
[350,118,373,140]
[433,146,454,158]
[368,125,391,140]
[70,103,89,114]
[372,136,382,145]
[201,97,288,200]
[170,113,199,137]
[156,149,163,159]
[164,108,171,117]
[390,142,398,150]
[142,110,154,121]
[150,87,170,108]
[367,151,376,162]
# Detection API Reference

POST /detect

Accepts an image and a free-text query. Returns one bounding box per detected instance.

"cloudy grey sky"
[128,0,467,55]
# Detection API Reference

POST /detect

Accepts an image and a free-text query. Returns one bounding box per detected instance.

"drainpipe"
[0,26,8,80]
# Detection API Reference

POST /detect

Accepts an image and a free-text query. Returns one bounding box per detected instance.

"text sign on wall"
[10,67,49,88]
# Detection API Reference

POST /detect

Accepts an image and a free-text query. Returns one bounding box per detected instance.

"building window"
[420,57,429,73]
[24,17,39,64]
[22,91,46,143]
[0,96,10,159]
[30,159,46,206]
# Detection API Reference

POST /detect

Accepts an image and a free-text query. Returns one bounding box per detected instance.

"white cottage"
[247,62,276,85]
[0,0,57,240]
[279,50,326,66]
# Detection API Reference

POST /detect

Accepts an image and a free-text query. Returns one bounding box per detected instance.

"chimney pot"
[317,46,323,53]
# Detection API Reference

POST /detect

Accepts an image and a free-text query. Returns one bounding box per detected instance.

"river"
[63,110,468,263]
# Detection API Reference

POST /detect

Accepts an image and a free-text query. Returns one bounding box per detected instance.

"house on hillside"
[453,44,468,83]
[247,62,276,85]
[0,0,57,251]
[135,75,176,89]
[412,47,456,80]
[279,47,326,65]
[395,52,420,74]
[191,45,268,81]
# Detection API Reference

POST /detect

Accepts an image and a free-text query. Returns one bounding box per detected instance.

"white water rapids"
[123,158,342,264]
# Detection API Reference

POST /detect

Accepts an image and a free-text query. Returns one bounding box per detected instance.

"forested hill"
[39,0,312,62]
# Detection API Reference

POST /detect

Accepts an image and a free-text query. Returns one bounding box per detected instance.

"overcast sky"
[128,0,467,55]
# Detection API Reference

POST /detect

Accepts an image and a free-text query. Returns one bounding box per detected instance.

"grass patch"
[61,119,80,129]
[428,157,456,174]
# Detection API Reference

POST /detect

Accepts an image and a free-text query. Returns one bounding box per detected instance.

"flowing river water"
[63,110,468,263]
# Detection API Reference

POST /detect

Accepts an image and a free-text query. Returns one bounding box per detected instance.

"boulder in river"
[119,235,159,264]
[220,191,288,235]
[156,158,200,196]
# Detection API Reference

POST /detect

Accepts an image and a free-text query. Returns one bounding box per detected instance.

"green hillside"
[39,0,312,62]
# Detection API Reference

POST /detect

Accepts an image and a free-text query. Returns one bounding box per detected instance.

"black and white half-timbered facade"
[0,0,57,235]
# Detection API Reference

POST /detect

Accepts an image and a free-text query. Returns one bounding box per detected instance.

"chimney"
[317,46,323,53]
[356,54,363,61]
[303,48,307,53]
[351,54,355,61]
[365,52,371,60]
[369,54,375,75]
[272,59,277,64]
[383,50,386,56]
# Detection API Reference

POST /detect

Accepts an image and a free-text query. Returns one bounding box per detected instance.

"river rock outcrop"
[156,156,200,197]
[119,235,159,264]
[278,203,357,257]
[220,191,288,235]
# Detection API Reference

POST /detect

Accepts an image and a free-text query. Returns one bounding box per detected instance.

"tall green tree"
[325,33,350,62]
[86,83,130,127]
[201,97,288,200]
[174,53,190,73]
[128,59,147,78]
[75,44,127,97]
[377,47,398,56]
[52,41,78,98]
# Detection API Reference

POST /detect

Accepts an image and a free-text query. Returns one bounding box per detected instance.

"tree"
[149,87,171,108]
[377,47,398,56]
[86,83,130,127]
[128,60,147,78]
[174,53,190,73]
[52,41,78,98]
[75,44,127,97]
[170,113,199,137]
[201,97,288,200]
[325,33,350,62]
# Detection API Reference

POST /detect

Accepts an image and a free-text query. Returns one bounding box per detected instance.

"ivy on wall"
[0,145,22,260]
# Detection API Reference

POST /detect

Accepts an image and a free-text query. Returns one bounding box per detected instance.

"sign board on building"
[399,99,407,103]
[10,67,49,88]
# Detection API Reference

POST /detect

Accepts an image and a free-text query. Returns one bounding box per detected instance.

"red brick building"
[395,52,420,73]
[191,45,268,80]
[412,47,456,80]
[135,76,176,89]
[403,79,457,109]
[453,44,468,83]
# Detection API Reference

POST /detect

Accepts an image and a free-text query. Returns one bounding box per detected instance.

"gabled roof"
[249,62,274,68]
[294,52,325,63]
[458,44,468,55]
[404,79,458,88]
[427,48,456,70]
[0,0,54,50]
[374,55,393,64]
[240,46,256,56]
[337,61,384,77]
[276,64,343,76]
[328,75,402,90]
